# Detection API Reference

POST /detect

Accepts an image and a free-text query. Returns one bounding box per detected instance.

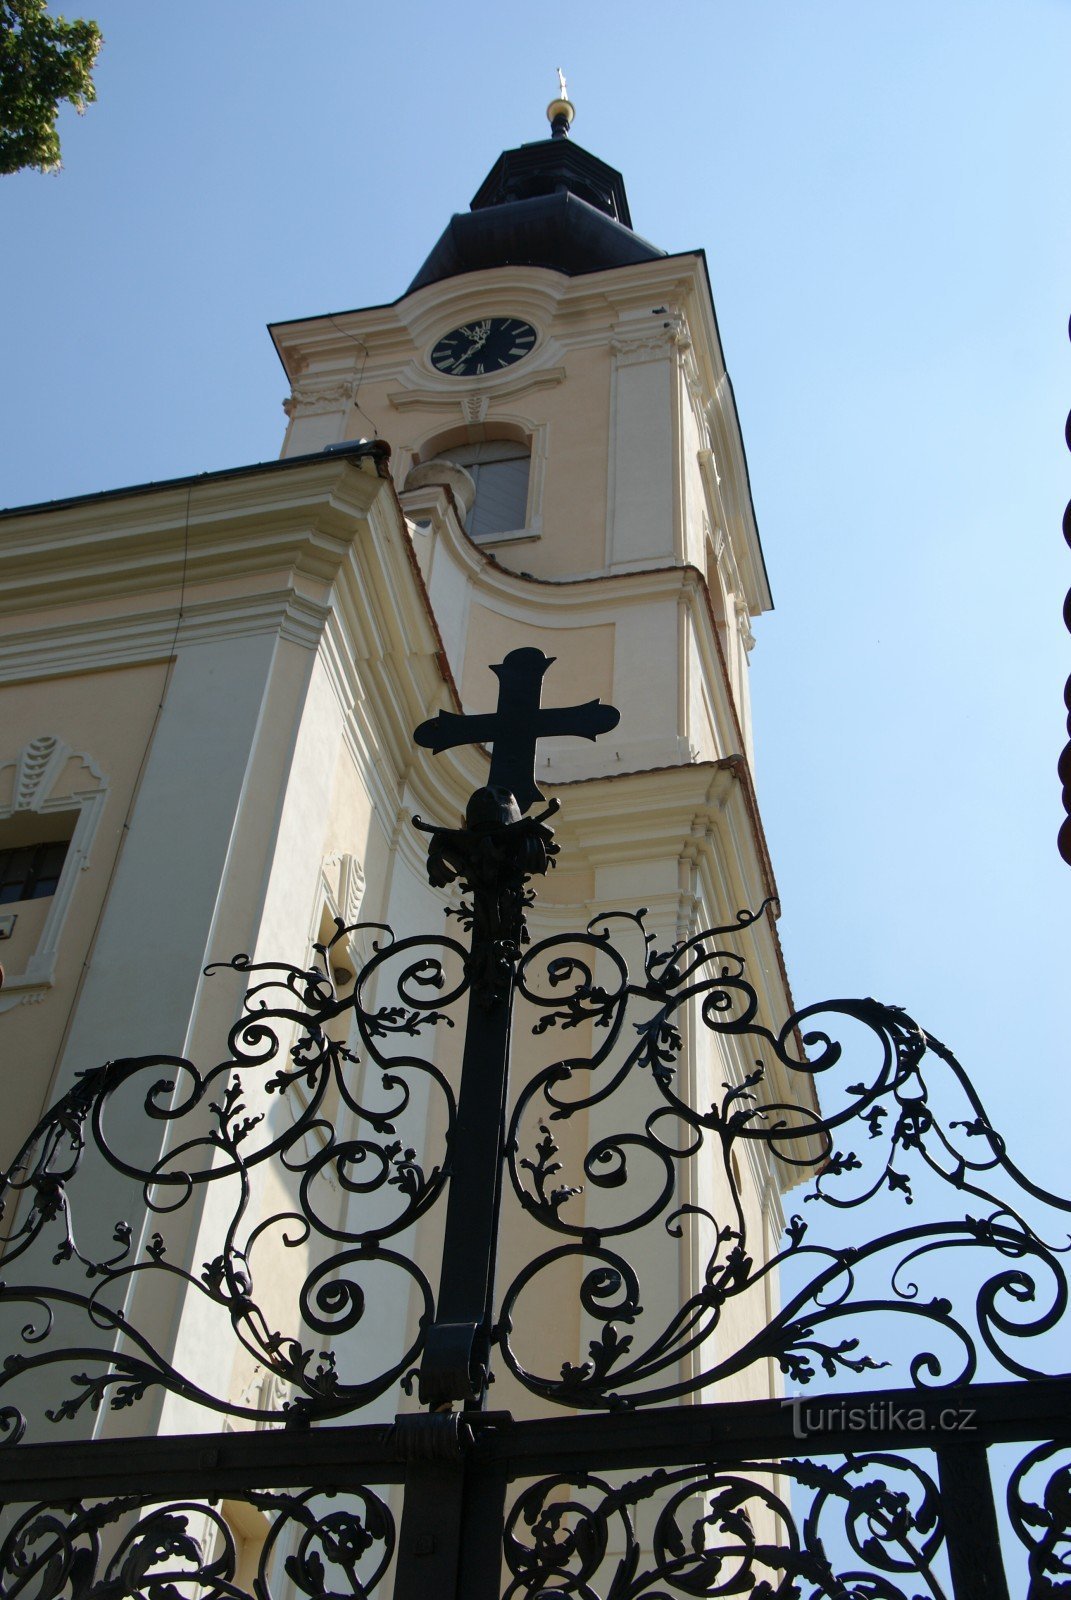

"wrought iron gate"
[0,652,1067,1598]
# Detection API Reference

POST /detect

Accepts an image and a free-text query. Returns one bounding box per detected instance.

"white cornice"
[0,458,386,617]
[543,762,738,866]
[0,589,332,683]
[271,259,704,380]
[0,458,466,843]
[408,489,698,617]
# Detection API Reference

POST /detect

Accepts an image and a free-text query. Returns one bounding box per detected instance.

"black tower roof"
[407,135,665,293]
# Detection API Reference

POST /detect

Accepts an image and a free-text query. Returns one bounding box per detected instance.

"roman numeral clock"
[429,316,536,377]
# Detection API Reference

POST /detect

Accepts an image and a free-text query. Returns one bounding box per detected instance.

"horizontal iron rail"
[482,1373,1071,1477]
[0,1376,1067,1503]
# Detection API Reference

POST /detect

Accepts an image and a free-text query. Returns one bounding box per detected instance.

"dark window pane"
[0,847,34,894]
[0,839,70,902]
[33,842,68,893]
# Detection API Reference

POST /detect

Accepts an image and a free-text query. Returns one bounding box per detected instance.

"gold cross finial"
[547,69,575,138]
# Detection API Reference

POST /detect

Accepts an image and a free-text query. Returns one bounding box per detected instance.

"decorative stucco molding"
[461,395,490,425]
[322,851,367,929]
[282,379,354,419]
[13,735,69,812]
[316,849,370,984]
[735,596,756,655]
[225,1363,294,1429]
[386,366,566,411]
[611,310,690,368]
[0,591,331,684]
[0,735,109,1012]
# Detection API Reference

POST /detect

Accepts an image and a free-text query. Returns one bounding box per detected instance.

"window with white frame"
[0,822,76,905]
[430,439,531,539]
[0,735,108,1011]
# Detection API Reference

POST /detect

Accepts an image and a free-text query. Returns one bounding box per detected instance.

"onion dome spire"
[406,74,665,292]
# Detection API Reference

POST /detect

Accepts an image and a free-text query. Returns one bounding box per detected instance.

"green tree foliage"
[0,1,101,174]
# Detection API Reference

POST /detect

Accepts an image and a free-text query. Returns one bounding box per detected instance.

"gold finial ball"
[547,67,574,137]
[546,96,574,138]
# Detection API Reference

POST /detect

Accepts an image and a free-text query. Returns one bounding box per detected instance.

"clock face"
[429,317,537,377]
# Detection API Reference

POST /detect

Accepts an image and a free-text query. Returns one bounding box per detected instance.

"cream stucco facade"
[0,127,803,1455]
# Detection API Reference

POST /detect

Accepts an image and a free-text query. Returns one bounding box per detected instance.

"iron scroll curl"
[1,891,1069,1441]
[502,1452,947,1599]
[0,1486,395,1600]
[497,906,1071,1411]
[0,920,468,1439]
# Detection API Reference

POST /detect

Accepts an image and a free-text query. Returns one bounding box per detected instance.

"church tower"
[0,98,797,1435]
[275,95,772,787]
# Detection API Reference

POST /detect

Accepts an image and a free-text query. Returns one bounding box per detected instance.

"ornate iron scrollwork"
[0,922,467,1438]
[0,654,1066,1600]
[1008,1440,1071,1595]
[499,907,1071,1410]
[502,1453,946,1598]
[0,1486,395,1600]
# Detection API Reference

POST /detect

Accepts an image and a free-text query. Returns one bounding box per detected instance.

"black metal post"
[393,1460,471,1597]
[416,973,513,1409]
[396,776,559,1600]
[937,1441,1012,1600]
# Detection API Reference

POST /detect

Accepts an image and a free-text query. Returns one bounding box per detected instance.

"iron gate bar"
[938,1442,1012,1600]
[470,1375,1071,1475]
[401,656,618,1597]
[0,1378,1065,1504]
[413,980,515,1408]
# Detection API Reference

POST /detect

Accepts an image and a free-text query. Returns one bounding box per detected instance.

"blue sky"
[3,0,1068,1182]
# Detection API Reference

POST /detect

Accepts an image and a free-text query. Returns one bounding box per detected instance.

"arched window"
[430,439,530,539]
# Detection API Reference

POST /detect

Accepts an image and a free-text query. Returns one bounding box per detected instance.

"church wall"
[684,611,721,765]
[53,632,281,1081]
[512,344,612,578]
[460,608,615,714]
[405,492,745,789]
[0,659,188,1161]
[145,635,352,1436]
[605,328,677,571]
[148,614,462,1434]
[277,266,748,591]
[332,345,614,583]
[419,518,473,676]
[0,454,441,1440]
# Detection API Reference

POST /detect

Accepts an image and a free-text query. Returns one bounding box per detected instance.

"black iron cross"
[414,647,620,812]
